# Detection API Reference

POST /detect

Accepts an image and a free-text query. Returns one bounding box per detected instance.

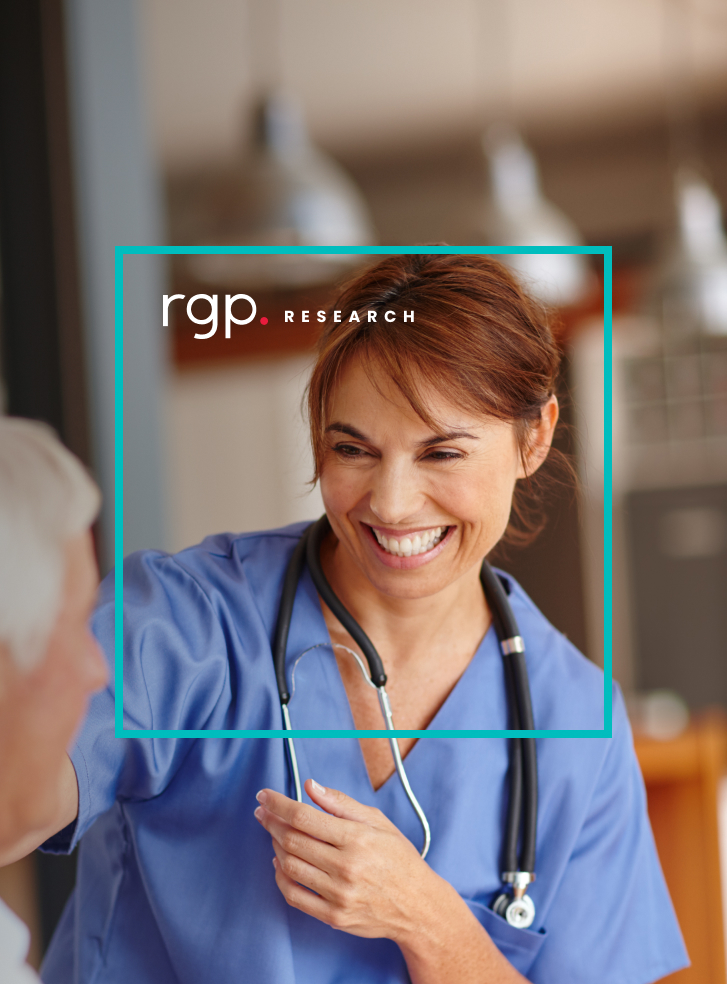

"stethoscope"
[272,515,538,929]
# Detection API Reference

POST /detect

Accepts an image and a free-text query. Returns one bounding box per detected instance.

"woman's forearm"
[395,872,528,984]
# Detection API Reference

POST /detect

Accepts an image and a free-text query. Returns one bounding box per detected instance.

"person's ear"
[517,395,559,479]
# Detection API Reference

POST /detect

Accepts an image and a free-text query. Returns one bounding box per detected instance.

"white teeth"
[372,526,447,557]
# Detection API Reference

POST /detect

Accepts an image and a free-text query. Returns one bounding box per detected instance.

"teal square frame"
[115,246,612,738]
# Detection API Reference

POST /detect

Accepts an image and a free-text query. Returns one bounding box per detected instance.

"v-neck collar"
[283,565,502,794]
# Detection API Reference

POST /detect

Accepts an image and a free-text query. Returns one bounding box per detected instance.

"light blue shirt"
[41,522,688,983]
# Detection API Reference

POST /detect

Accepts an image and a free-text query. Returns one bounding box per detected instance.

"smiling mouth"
[370,526,449,557]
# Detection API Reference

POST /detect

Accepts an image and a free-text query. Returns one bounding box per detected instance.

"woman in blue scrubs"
[39,254,687,983]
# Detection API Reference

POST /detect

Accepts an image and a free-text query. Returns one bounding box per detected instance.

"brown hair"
[307,252,568,546]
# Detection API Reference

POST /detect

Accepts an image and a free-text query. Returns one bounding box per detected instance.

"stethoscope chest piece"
[492,869,536,927]
[492,890,536,929]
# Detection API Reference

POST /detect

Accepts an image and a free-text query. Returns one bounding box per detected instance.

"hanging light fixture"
[653,171,727,343]
[481,123,590,307]
[189,92,376,289]
[189,0,376,288]
[240,92,375,251]
[473,0,589,306]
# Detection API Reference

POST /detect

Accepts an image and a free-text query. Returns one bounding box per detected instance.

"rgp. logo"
[163,294,259,339]
[163,293,414,339]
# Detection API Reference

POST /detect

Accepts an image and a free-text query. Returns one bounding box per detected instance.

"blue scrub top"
[41,523,688,984]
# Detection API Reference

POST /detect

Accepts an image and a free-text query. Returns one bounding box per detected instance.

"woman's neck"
[318,530,492,788]
[320,530,490,677]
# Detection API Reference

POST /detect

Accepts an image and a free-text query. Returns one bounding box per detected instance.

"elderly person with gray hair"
[0,418,107,983]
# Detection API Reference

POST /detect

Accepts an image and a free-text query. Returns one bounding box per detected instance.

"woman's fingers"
[272,857,335,923]
[255,805,337,870]
[255,788,349,847]
[304,778,391,827]
[271,839,336,901]
[256,781,391,837]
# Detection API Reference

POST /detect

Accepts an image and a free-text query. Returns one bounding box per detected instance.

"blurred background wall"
[1,0,726,980]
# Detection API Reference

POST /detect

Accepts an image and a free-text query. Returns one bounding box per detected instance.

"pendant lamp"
[481,125,590,307]
[190,93,375,289]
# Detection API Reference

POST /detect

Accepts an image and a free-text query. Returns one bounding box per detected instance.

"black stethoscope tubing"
[272,515,538,923]
[479,561,538,877]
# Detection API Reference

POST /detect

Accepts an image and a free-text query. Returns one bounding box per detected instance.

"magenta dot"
[260,317,268,325]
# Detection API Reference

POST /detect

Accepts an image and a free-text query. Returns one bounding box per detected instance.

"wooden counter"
[634,715,727,983]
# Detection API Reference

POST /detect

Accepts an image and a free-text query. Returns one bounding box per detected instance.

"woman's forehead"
[325,358,502,437]
[329,357,451,416]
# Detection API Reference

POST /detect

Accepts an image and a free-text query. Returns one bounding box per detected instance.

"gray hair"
[0,417,101,670]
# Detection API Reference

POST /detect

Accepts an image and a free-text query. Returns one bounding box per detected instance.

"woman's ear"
[517,395,559,479]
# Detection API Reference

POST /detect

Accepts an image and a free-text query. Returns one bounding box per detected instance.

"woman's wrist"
[391,869,474,962]
[393,872,526,984]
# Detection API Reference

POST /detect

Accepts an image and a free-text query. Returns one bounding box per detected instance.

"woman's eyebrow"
[417,431,478,448]
[326,422,368,441]
[326,423,479,447]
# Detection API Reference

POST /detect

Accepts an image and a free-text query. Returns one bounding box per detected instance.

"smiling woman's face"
[319,356,556,602]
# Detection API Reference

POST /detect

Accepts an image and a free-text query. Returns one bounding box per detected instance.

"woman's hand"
[253,778,528,984]
[253,777,437,941]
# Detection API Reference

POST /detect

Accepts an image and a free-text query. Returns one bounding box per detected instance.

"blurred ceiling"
[140,0,727,168]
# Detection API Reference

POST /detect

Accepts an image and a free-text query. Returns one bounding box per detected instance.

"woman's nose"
[368,459,424,524]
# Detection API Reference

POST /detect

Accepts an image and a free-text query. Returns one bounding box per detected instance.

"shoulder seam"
[137,554,232,731]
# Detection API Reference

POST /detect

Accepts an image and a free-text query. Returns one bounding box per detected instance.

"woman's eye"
[425,449,463,461]
[333,444,367,459]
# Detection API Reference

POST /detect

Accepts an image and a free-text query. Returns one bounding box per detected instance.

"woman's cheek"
[455,483,513,554]
[322,464,369,511]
